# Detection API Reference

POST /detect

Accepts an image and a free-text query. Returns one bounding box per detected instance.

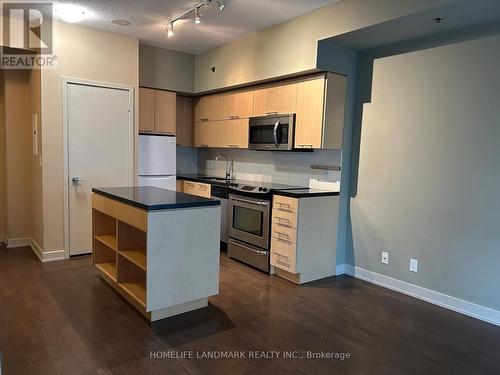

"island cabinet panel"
[271,194,339,284]
[176,96,193,146]
[194,94,220,123]
[295,76,325,149]
[252,82,298,117]
[219,90,254,120]
[221,119,249,149]
[92,191,220,321]
[154,90,177,135]
[139,87,155,133]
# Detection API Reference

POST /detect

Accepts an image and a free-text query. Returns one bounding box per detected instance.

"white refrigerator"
[138,135,176,190]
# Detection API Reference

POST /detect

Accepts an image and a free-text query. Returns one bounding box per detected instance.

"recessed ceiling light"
[194,8,201,24]
[54,3,92,23]
[110,19,130,26]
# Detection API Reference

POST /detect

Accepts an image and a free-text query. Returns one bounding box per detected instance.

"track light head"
[216,0,225,11]
[166,22,174,38]
[195,7,201,24]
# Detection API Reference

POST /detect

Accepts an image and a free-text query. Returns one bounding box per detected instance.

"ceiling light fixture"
[110,18,130,26]
[163,0,226,37]
[216,0,225,11]
[166,22,174,38]
[194,7,201,24]
[54,3,91,23]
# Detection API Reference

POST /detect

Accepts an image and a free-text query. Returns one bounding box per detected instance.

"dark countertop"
[177,174,340,198]
[273,188,340,198]
[92,186,221,211]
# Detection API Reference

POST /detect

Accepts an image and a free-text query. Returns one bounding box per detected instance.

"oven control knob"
[262,188,268,192]
[258,187,263,191]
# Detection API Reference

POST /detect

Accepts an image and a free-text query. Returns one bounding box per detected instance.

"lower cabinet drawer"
[273,195,299,213]
[271,222,297,244]
[196,182,211,198]
[182,181,211,198]
[271,237,297,273]
[271,209,298,228]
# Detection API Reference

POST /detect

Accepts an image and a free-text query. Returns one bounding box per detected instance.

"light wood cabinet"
[139,87,177,135]
[221,119,249,148]
[295,77,325,149]
[295,73,346,150]
[194,121,223,148]
[271,194,339,284]
[219,90,254,119]
[252,82,297,117]
[194,95,220,122]
[139,87,155,133]
[182,180,211,198]
[176,96,193,146]
[155,90,176,135]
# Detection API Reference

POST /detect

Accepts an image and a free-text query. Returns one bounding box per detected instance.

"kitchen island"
[91,186,221,321]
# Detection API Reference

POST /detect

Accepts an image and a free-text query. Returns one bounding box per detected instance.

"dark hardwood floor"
[1,244,499,375]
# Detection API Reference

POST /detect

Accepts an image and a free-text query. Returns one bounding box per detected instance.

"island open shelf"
[92,186,221,321]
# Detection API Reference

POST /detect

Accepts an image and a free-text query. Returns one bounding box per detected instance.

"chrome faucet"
[212,154,234,180]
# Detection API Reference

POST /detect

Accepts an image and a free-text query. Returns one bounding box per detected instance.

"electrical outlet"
[381,251,389,265]
[410,259,418,273]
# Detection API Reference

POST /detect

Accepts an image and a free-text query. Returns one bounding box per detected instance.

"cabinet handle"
[228,144,239,148]
[297,144,313,148]
[200,118,209,122]
[275,217,290,224]
[200,144,209,147]
[274,231,289,239]
[277,202,292,211]
[162,131,175,136]
[265,111,278,115]
[229,115,240,119]
[275,237,293,245]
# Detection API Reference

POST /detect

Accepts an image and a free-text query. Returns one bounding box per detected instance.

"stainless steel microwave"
[248,114,295,151]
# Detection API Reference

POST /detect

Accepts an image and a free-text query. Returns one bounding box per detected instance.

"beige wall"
[40,22,139,252]
[351,33,500,311]
[4,70,32,240]
[194,0,448,92]
[139,44,194,93]
[0,71,5,239]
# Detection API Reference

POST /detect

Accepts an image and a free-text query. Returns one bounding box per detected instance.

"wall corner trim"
[0,233,7,245]
[31,239,66,263]
[336,264,500,327]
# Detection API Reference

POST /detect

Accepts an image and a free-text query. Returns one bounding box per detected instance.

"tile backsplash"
[195,148,342,187]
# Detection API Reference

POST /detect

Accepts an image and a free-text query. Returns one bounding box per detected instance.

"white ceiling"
[49,0,341,54]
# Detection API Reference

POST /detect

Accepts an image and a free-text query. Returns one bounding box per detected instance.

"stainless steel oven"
[248,114,295,151]
[228,194,271,272]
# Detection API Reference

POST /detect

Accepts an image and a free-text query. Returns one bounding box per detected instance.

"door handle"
[273,120,280,148]
[72,177,85,184]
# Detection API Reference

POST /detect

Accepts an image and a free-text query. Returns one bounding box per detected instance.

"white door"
[67,82,132,256]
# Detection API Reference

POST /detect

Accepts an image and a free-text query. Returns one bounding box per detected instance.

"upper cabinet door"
[252,82,298,117]
[295,76,325,149]
[194,95,220,122]
[219,90,254,120]
[221,119,249,148]
[139,87,155,133]
[176,96,193,146]
[154,90,177,135]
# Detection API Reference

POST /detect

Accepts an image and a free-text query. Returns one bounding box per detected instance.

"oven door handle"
[273,120,280,148]
[231,196,269,206]
[229,239,268,255]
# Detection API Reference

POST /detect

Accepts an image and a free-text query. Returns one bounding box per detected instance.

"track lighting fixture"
[166,22,174,38]
[195,7,201,24]
[216,0,225,11]
[164,0,226,37]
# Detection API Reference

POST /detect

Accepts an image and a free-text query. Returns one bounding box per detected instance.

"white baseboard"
[335,264,346,275]
[5,236,66,263]
[6,237,32,248]
[0,233,6,244]
[30,239,66,263]
[338,264,500,327]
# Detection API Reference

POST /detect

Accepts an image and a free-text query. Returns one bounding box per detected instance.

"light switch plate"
[381,251,389,265]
